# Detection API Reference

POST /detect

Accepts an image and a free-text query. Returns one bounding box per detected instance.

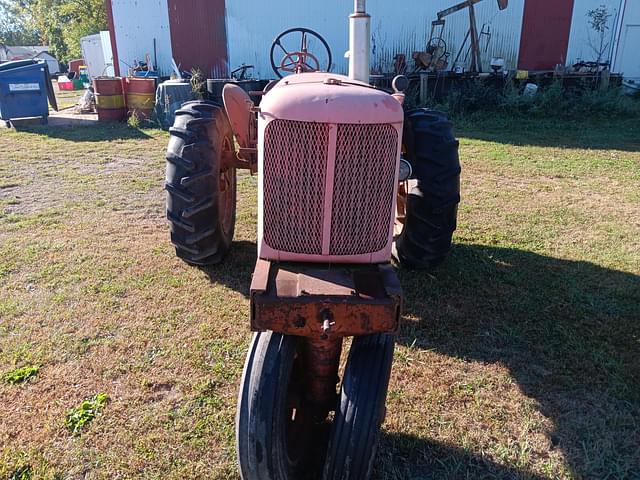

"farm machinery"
[165,0,460,478]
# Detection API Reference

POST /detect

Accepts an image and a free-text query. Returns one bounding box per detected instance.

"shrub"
[127,113,140,129]
[418,77,640,120]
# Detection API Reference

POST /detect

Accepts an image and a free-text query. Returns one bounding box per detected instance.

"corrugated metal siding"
[566,0,623,65]
[226,0,525,79]
[100,31,115,77]
[612,0,640,79]
[167,0,228,78]
[111,0,173,76]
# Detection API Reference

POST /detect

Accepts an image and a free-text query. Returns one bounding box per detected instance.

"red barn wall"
[518,0,575,70]
[167,0,229,78]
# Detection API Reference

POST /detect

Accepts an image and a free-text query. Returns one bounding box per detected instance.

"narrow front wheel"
[322,334,395,480]
[236,332,325,479]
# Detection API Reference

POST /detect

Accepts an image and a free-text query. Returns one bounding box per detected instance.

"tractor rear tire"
[322,333,395,480]
[165,100,236,265]
[395,109,461,270]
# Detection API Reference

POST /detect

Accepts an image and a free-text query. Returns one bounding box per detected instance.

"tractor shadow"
[376,431,546,480]
[197,240,257,297]
[11,122,152,141]
[393,244,640,478]
[455,117,640,152]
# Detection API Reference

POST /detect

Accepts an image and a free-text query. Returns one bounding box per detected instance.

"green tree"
[1,0,107,62]
[587,4,613,64]
[0,0,39,45]
[28,0,68,60]
[58,0,107,60]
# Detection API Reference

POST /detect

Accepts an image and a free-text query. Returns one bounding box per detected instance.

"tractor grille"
[263,120,328,255]
[330,123,398,255]
[263,120,398,257]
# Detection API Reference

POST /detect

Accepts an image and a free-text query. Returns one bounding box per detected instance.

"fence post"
[420,73,428,105]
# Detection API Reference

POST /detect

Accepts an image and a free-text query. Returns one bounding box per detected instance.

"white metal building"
[106,0,640,81]
[611,0,640,81]
[80,31,115,78]
[226,0,526,78]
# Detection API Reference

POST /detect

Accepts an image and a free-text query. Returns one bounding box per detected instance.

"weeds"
[126,111,161,130]
[65,393,108,435]
[421,78,640,120]
[2,365,39,384]
[127,112,140,129]
[190,68,207,100]
[500,81,639,118]
[9,465,32,480]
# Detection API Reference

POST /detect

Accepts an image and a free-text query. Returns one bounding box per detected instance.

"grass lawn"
[51,82,83,110]
[0,117,638,479]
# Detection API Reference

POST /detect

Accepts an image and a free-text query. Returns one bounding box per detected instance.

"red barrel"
[122,77,156,120]
[93,77,125,122]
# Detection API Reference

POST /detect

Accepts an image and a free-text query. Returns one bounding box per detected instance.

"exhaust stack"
[349,0,370,82]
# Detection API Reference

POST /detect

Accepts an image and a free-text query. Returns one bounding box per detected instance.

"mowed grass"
[51,82,83,110]
[0,117,638,479]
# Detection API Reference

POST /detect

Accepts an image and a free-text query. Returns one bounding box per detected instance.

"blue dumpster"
[0,60,57,126]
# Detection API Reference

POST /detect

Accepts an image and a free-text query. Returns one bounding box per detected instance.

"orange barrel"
[93,77,126,122]
[122,77,156,120]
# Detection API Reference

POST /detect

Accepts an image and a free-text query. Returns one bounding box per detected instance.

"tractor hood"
[259,72,403,125]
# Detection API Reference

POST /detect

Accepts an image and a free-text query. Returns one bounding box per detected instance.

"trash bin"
[0,59,57,126]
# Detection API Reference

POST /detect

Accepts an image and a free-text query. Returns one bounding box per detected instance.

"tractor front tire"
[323,333,395,480]
[165,101,236,265]
[236,332,322,479]
[395,109,461,270]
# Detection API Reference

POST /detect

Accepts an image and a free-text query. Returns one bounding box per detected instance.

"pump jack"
[429,0,508,73]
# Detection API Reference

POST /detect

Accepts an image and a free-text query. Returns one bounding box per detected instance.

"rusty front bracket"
[250,259,402,339]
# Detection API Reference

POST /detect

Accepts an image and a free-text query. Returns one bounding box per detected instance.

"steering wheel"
[270,27,332,78]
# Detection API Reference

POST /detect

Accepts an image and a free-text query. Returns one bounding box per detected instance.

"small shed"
[0,46,60,74]
[33,51,60,74]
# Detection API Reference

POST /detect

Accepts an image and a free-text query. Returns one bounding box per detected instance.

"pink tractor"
[165,1,460,478]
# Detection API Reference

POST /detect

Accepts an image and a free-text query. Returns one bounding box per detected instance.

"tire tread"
[396,108,461,270]
[323,334,395,480]
[165,100,236,265]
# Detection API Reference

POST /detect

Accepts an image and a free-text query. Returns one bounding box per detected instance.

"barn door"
[167,0,228,78]
[518,0,575,70]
